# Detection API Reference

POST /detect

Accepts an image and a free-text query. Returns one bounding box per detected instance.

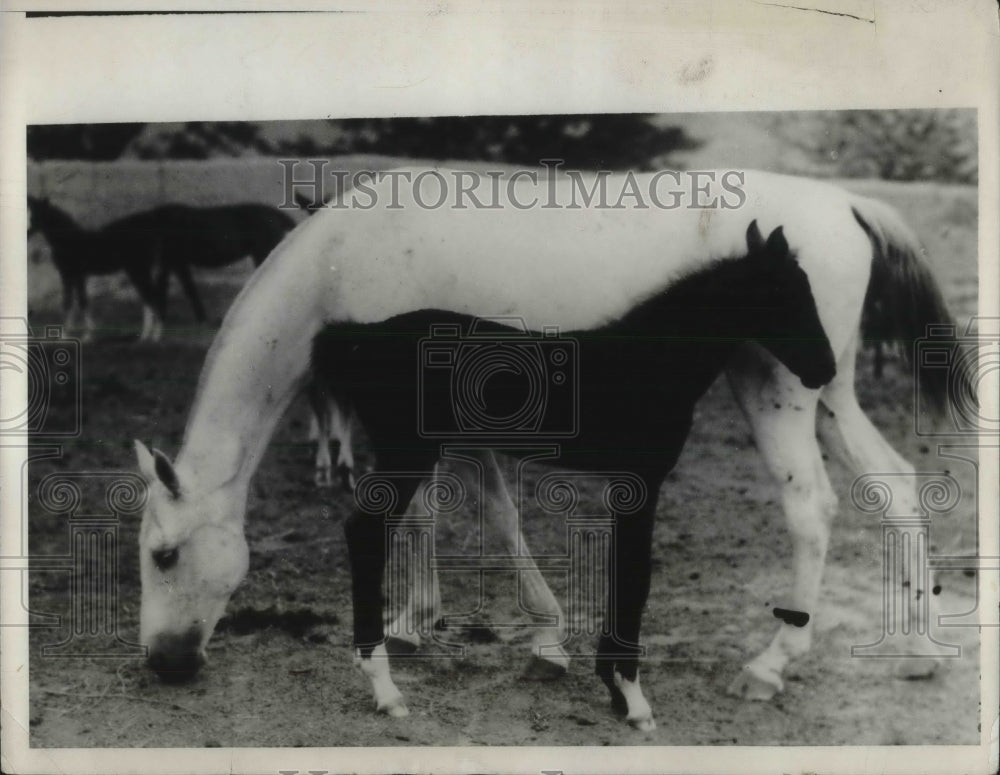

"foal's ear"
[746,219,766,253]
[764,226,790,260]
[134,439,182,499]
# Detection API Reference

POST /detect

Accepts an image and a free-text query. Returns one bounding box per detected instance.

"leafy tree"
[777,110,977,184]
[27,123,147,160]
[323,115,699,170]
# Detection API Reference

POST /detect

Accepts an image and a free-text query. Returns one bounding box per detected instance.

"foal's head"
[26,196,47,236]
[741,220,837,390]
[26,196,77,239]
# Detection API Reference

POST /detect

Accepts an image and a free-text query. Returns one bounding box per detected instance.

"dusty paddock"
[24,179,982,748]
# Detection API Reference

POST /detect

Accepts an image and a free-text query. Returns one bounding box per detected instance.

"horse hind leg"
[725,349,838,701]
[815,342,943,680]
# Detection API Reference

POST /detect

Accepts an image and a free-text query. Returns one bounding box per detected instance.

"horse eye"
[152,547,179,571]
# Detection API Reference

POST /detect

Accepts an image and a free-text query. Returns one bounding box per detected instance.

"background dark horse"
[27,197,296,339]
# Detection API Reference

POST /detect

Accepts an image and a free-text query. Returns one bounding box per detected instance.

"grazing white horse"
[135,168,963,728]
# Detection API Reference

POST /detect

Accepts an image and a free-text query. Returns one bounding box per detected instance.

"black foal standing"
[312,220,838,730]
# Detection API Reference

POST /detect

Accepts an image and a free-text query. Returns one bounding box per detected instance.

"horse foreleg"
[329,400,357,490]
[726,351,837,701]
[345,467,427,717]
[474,451,568,678]
[815,344,944,680]
[385,473,443,651]
[596,479,659,731]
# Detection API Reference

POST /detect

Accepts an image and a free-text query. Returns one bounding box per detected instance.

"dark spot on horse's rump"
[933,584,943,594]
[772,607,810,627]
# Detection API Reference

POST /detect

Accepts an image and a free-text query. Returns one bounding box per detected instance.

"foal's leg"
[725,348,838,700]
[174,263,208,323]
[596,475,661,732]
[345,465,429,717]
[815,340,942,680]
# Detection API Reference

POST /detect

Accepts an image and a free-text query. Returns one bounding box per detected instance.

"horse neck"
[35,204,87,251]
[175,235,323,493]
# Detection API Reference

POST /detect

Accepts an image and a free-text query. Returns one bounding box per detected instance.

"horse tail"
[850,197,972,414]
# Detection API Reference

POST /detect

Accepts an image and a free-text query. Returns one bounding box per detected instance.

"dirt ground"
[24,180,983,748]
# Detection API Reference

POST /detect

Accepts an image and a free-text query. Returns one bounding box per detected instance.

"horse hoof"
[727,665,783,701]
[629,715,657,733]
[378,699,409,718]
[385,635,420,656]
[521,654,568,682]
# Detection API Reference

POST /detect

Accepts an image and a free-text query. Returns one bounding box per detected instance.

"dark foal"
[312,220,837,729]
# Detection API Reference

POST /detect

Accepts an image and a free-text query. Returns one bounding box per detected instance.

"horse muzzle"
[147,628,205,684]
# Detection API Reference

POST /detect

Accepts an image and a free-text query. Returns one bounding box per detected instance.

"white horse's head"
[135,440,249,683]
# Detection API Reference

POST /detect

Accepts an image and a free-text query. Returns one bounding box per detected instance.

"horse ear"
[746,220,765,253]
[134,439,181,499]
[764,226,790,259]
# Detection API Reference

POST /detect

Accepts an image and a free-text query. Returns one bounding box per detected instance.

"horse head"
[135,440,249,683]
[743,220,837,390]
[26,196,47,236]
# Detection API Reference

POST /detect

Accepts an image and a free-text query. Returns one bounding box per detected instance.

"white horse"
[135,168,963,727]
